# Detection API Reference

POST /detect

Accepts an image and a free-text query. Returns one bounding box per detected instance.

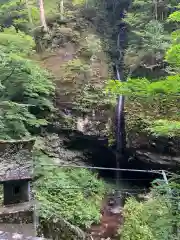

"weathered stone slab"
[0,139,35,182]
[0,201,34,224]
[0,231,46,240]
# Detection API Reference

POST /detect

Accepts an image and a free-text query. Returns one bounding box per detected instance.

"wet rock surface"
[0,231,46,240]
[39,133,88,166]
[127,134,180,170]
[135,150,180,167]
[89,196,123,240]
[38,131,115,169]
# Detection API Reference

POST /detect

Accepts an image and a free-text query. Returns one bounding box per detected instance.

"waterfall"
[114,30,125,206]
[115,31,125,155]
[116,31,124,158]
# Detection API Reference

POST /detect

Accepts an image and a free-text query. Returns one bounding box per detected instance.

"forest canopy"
[0,26,55,139]
[107,8,180,137]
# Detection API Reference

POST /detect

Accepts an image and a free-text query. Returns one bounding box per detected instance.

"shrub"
[34,152,107,228]
[120,187,179,240]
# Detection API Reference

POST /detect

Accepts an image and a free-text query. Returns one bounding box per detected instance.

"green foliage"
[0,101,33,139]
[43,0,60,16]
[167,10,180,22]
[0,0,39,30]
[147,120,180,137]
[106,75,180,136]
[34,152,107,228]
[85,34,102,56]
[123,0,178,75]
[72,0,86,6]
[166,10,180,69]
[120,179,180,240]
[0,53,54,104]
[107,8,180,137]
[0,27,35,55]
[166,44,180,67]
[142,20,170,56]
[121,197,172,240]
[106,75,180,97]
[60,57,91,97]
[0,29,55,139]
[62,58,91,81]
[74,83,115,113]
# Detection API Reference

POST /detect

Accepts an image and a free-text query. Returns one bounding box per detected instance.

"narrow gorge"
[0,0,179,240]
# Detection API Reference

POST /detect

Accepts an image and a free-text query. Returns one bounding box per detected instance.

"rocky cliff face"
[34,3,179,172]
[34,10,116,156]
[36,129,116,171]
[127,133,180,170]
[36,15,115,137]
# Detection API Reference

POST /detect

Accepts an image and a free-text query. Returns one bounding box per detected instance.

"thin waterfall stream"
[113,22,160,206]
[115,29,125,206]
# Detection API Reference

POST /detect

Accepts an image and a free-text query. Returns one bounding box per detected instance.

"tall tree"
[123,0,178,77]
[60,0,64,20]
[0,0,39,32]
[38,0,48,31]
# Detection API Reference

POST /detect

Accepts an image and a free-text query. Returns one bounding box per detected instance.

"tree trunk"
[153,0,158,20]
[60,0,64,20]
[38,0,48,31]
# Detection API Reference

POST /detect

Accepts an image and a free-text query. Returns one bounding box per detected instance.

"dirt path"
[89,196,123,240]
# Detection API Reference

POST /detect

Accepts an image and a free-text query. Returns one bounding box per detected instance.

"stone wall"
[0,201,33,223]
[38,217,88,240]
[0,202,48,239]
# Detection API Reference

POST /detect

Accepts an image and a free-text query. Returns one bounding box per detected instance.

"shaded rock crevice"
[126,134,180,170]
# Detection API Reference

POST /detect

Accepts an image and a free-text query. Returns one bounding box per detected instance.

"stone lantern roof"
[0,139,35,182]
